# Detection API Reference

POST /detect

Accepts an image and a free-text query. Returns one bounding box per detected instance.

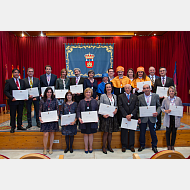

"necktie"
[127,94,130,100]
[151,76,154,86]
[30,78,33,88]
[16,79,20,90]
[162,77,165,86]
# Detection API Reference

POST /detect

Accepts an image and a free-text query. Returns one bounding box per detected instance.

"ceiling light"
[22,32,24,37]
[41,31,44,37]
[134,33,136,36]
[154,33,156,36]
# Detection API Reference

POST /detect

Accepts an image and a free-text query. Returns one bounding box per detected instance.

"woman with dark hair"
[99,83,119,154]
[127,68,135,82]
[60,92,77,153]
[161,86,183,150]
[83,70,98,100]
[39,87,59,155]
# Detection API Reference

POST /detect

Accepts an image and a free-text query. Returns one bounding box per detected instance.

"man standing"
[148,66,159,87]
[153,67,174,130]
[118,84,139,152]
[23,68,41,129]
[138,84,161,153]
[4,69,26,133]
[70,68,85,104]
[108,68,115,82]
[40,65,57,88]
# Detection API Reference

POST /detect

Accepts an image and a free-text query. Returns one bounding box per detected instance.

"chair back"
[150,150,185,159]
[0,154,9,159]
[20,153,50,159]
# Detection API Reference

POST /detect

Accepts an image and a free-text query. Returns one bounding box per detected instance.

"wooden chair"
[133,150,187,159]
[0,104,6,115]
[20,153,51,159]
[0,154,9,159]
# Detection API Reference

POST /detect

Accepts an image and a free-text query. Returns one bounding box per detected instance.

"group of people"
[4,64,183,155]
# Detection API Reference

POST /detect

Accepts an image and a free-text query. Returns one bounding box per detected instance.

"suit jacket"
[153,76,174,93]
[118,93,139,119]
[40,73,57,87]
[23,77,40,100]
[4,78,25,106]
[99,94,117,107]
[55,78,70,90]
[138,93,161,123]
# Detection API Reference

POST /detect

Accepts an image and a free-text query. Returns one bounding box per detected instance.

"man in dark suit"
[148,66,159,88]
[138,84,161,153]
[70,68,85,104]
[108,68,115,82]
[40,65,57,93]
[4,69,26,133]
[153,67,174,130]
[23,68,41,129]
[118,84,139,152]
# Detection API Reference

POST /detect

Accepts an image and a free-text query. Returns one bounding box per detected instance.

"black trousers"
[157,98,164,128]
[26,99,40,124]
[121,128,135,148]
[166,116,177,146]
[10,104,24,129]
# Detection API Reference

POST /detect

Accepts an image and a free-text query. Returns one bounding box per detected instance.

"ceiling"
[10,31,168,37]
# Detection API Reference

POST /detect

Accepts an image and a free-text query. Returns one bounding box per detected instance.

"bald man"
[118,84,139,152]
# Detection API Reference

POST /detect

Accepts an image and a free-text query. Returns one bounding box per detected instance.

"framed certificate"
[98,103,116,117]
[139,106,156,117]
[137,81,152,92]
[70,84,83,94]
[41,110,58,123]
[12,90,28,100]
[168,105,183,117]
[41,86,55,96]
[61,113,76,125]
[121,118,138,130]
[26,87,39,97]
[81,111,98,123]
[156,87,168,97]
[55,89,68,99]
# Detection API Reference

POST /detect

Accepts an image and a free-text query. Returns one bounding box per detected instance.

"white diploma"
[61,113,76,125]
[55,89,68,99]
[139,106,156,117]
[70,84,83,94]
[121,118,138,130]
[137,81,152,92]
[12,90,28,100]
[168,105,183,117]
[41,86,55,96]
[98,103,116,117]
[41,110,58,123]
[26,87,39,97]
[156,86,168,97]
[81,111,98,123]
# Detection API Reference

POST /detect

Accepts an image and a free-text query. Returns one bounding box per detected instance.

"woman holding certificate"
[39,87,59,155]
[99,83,119,154]
[83,70,98,100]
[161,86,183,150]
[131,67,152,95]
[77,88,99,153]
[60,92,77,153]
[55,68,70,112]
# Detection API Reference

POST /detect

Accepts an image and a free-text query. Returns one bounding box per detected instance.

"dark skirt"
[81,123,97,134]
[99,115,119,133]
[40,122,59,132]
[61,124,77,136]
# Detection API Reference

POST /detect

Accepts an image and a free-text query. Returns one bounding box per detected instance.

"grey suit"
[138,93,161,148]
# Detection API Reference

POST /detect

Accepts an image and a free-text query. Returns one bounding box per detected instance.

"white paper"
[70,84,83,94]
[156,86,168,97]
[98,103,116,117]
[12,90,28,100]
[61,113,76,125]
[121,118,138,130]
[81,111,98,123]
[41,86,55,96]
[137,81,152,92]
[168,105,183,117]
[55,89,68,99]
[41,110,58,123]
[139,106,156,117]
[26,87,39,97]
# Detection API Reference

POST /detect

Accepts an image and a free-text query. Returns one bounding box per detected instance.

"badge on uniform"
[87,107,89,109]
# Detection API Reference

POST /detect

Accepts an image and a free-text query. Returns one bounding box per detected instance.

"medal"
[69,112,71,114]
[87,107,89,109]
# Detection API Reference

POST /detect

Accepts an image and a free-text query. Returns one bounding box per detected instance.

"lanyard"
[47,99,51,110]
[170,97,175,105]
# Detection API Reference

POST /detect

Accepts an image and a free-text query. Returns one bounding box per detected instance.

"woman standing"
[55,68,70,113]
[60,92,77,153]
[39,87,59,155]
[127,68,135,82]
[99,83,119,154]
[77,88,99,153]
[161,86,183,150]
[83,70,98,100]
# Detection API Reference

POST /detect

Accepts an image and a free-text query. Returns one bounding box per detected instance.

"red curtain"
[0,31,189,107]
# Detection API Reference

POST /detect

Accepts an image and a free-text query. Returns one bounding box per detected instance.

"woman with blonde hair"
[161,86,183,150]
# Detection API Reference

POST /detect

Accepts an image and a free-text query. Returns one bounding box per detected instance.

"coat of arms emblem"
[84,52,95,68]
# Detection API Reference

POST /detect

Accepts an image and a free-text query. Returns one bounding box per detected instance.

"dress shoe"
[26,124,32,129]
[64,147,69,153]
[130,147,135,152]
[43,150,47,155]
[102,147,107,154]
[122,147,126,152]
[171,146,175,150]
[10,128,15,133]
[17,126,26,130]
[89,150,93,153]
[167,146,171,150]
[138,147,145,152]
[156,125,161,131]
[107,147,114,153]
[49,149,53,155]
[85,151,88,154]
[152,147,158,153]
[37,122,41,128]
[70,148,73,153]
